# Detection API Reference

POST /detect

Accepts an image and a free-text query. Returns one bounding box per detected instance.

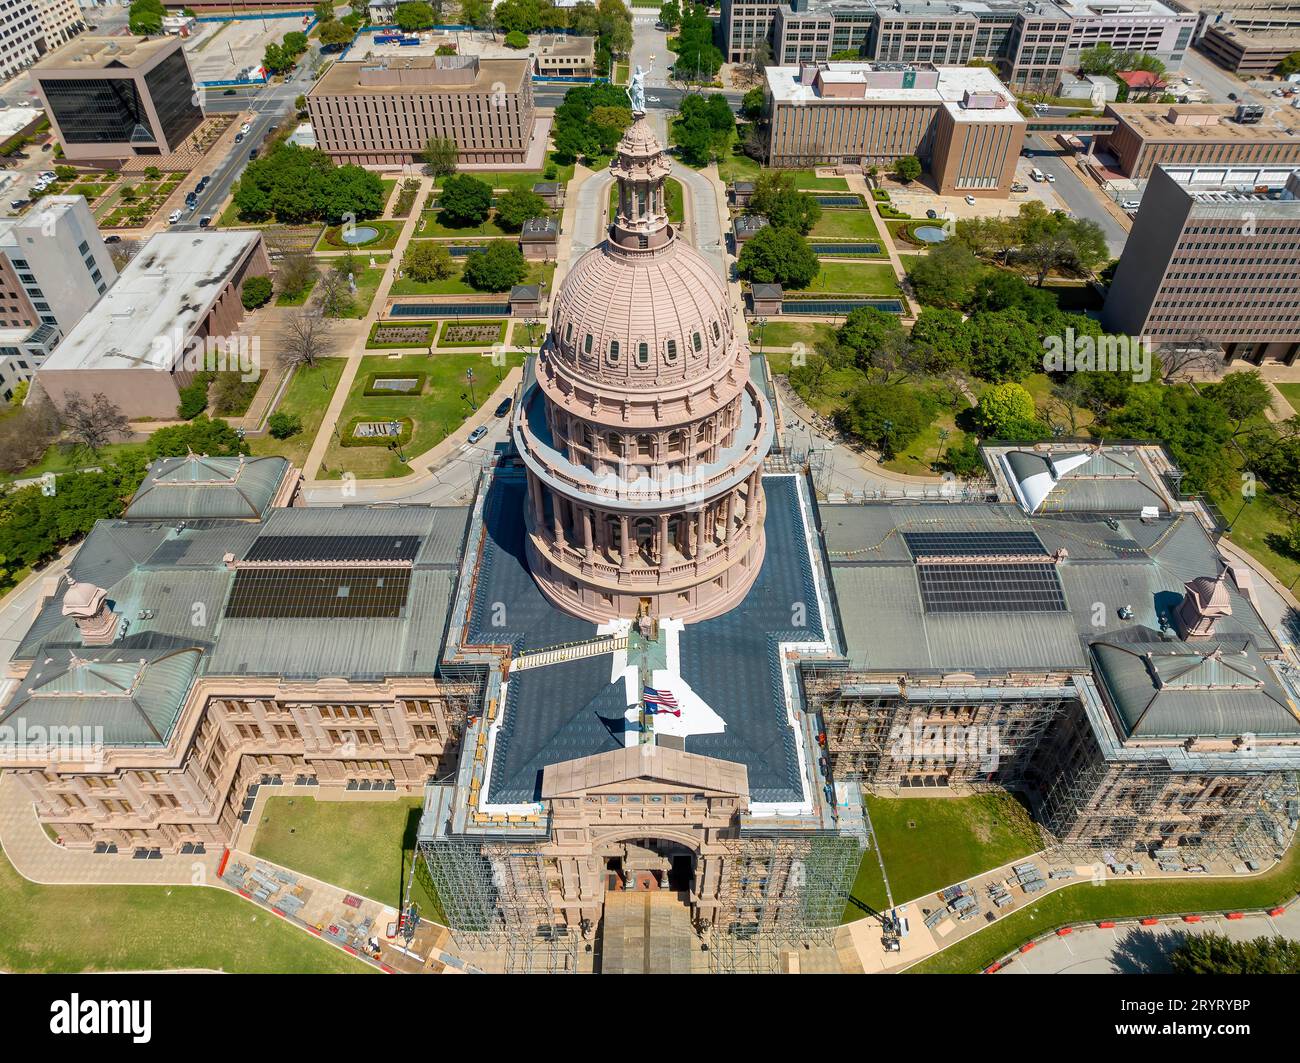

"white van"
[1029,168,1045,182]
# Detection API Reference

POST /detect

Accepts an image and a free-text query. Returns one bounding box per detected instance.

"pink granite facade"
[514,114,773,624]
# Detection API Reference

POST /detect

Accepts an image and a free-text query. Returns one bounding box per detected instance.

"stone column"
[582,506,594,557]
[551,491,564,547]
[696,508,707,557]
[530,477,545,529]
[658,513,669,562]
[723,490,736,542]
[619,515,631,571]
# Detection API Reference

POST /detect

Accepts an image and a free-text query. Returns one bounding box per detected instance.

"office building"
[306,55,537,167]
[764,62,1026,195]
[1102,163,1300,364]
[36,230,271,417]
[0,0,45,80]
[1094,102,1300,178]
[1199,21,1300,72]
[33,35,205,163]
[534,33,596,77]
[0,195,115,398]
[35,0,84,50]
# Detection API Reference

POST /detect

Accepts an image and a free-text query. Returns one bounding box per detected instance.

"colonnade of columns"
[545,399,743,477]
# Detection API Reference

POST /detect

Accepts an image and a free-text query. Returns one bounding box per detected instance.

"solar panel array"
[917,563,1068,615]
[903,530,1047,558]
[244,534,421,564]
[225,567,412,619]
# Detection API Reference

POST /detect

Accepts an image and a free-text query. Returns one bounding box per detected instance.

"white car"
[1045,172,1056,182]
[239,123,251,135]
[1122,199,1140,210]
[38,170,56,181]
[964,194,976,205]
[168,209,183,224]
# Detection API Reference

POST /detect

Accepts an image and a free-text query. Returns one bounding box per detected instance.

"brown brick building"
[306,54,537,167]
[1094,102,1300,178]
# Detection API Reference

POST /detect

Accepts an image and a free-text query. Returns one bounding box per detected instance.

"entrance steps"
[510,634,628,672]
[599,890,695,974]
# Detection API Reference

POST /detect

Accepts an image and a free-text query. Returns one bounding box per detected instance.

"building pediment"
[541,745,749,800]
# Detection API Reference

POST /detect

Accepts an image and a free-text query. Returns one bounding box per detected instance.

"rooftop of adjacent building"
[32,34,177,72]
[1105,101,1300,141]
[309,53,530,96]
[0,195,88,249]
[39,230,261,374]
[536,33,596,56]
[766,60,1024,122]
[1203,20,1300,45]
[1144,162,1300,213]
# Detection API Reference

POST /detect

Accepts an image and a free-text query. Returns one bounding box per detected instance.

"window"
[637,341,648,364]
[565,322,573,342]
[692,331,702,352]
[665,338,678,361]
[583,333,593,355]
[608,339,620,363]
[712,320,721,341]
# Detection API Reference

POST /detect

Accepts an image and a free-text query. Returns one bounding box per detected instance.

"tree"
[314,1,334,20]
[749,37,773,75]
[0,387,60,475]
[1277,51,1300,78]
[966,309,1043,382]
[736,227,820,289]
[1203,370,1272,435]
[128,0,164,35]
[439,174,493,227]
[317,268,355,319]
[460,0,491,27]
[837,382,928,458]
[241,275,273,310]
[1105,383,1232,493]
[673,4,723,81]
[494,189,547,232]
[1152,337,1223,384]
[233,143,384,224]
[463,241,528,291]
[281,310,334,370]
[893,155,922,183]
[906,241,986,309]
[505,29,530,48]
[277,251,318,300]
[147,416,249,459]
[659,0,681,30]
[831,306,905,378]
[748,171,820,234]
[60,393,130,456]
[269,412,303,439]
[402,240,455,282]
[319,19,354,49]
[740,87,767,122]
[909,307,969,371]
[1170,933,1300,975]
[422,136,459,178]
[394,1,435,30]
[973,382,1046,439]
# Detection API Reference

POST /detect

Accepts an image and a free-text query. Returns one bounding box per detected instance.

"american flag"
[643,686,678,708]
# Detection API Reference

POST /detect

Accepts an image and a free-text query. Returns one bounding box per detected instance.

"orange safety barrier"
[271,907,286,918]
[1182,914,1201,923]
[1097,921,1116,928]
[217,847,231,877]
[1226,912,1244,920]
[984,963,1002,974]
[1019,941,1036,953]
[1269,907,1287,917]
[1056,927,1073,936]
[1140,917,1158,925]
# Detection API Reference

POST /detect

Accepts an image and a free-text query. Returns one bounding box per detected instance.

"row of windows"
[564,318,723,367]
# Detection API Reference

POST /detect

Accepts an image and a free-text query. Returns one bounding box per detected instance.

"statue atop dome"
[627,64,647,115]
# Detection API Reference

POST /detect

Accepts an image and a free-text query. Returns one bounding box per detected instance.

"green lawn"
[321,351,523,478]
[809,208,882,244]
[249,357,346,468]
[793,171,850,192]
[881,403,972,476]
[609,176,684,224]
[717,153,762,184]
[416,211,516,238]
[846,793,1043,922]
[749,321,836,350]
[806,260,902,296]
[910,840,1300,974]
[1275,382,1300,416]
[275,268,321,307]
[390,260,555,299]
[437,170,548,196]
[1,441,147,484]
[0,846,365,973]
[251,795,440,920]
[1209,481,1300,591]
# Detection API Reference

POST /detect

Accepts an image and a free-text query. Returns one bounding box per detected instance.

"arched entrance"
[603,837,696,894]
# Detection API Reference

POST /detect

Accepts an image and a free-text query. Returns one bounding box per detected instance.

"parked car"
[199,215,212,227]
[239,123,251,135]
[9,199,27,209]
[168,209,182,224]
[40,142,52,151]
[468,425,488,444]
[494,397,512,418]
[925,208,938,218]
[1010,182,1028,193]
[1044,172,1056,183]
[964,194,976,205]
[103,234,121,243]
[234,132,244,143]
[249,148,258,160]
[38,171,56,181]
[1121,199,1140,210]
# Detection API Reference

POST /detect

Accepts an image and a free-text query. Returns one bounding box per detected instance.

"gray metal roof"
[1091,632,1300,738]
[823,502,1280,675]
[125,454,290,521]
[1,646,203,746]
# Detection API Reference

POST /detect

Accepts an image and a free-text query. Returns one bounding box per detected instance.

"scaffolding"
[802,663,1074,793]
[707,828,865,974]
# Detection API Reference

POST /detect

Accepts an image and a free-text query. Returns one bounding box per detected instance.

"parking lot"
[184,15,315,84]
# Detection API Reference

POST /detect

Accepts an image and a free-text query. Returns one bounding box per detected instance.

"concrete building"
[306,55,537,167]
[1102,163,1300,364]
[765,62,1026,195]
[36,230,270,417]
[722,0,1194,88]
[1199,21,1300,72]
[1168,0,1300,39]
[534,33,596,77]
[0,195,114,397]
[33,35,205,164]
[1094,101,1300,178]
[0,0,46,81]
[34,0,84,50]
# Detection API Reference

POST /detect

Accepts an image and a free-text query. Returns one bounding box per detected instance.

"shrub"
[177,373,213,419]
[241,275,273,309]
[268,411,303,439]
[505,30,529,48]
[463,241,527,292]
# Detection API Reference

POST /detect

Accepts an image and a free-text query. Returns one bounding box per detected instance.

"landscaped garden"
[318,219,404,251]
[437,320,508,348]
[249,358,347,468]
[319,351,523,478]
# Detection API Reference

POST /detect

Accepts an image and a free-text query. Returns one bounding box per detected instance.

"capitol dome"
[513,108,773,625]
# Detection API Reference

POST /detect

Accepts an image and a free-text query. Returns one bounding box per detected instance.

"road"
[1023,135,1128,256]
[998,904,1300,973]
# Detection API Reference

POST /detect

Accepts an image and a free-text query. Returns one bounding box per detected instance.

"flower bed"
[340,416,414,448]
[366,321,435,349]
[437,320,507,348]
